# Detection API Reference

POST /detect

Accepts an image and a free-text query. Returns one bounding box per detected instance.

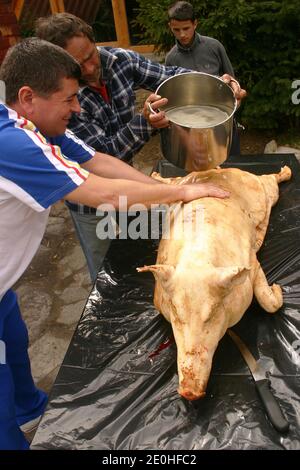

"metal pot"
[154,72,237,172]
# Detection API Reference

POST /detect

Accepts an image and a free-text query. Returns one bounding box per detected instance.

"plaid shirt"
[67,47,187,214]
[69,47,187,162]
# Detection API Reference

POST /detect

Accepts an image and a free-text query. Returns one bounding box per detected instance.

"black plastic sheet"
[32,155,300,450]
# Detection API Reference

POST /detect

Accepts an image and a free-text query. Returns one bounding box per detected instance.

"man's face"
[65,35,100,85]
[31,77,80,136]
[169,19,197,47]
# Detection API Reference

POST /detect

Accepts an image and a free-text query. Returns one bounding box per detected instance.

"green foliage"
[133,0,300,130]
[92,0,116,42]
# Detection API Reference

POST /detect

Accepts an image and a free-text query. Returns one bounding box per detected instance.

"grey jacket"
[165,32,234,77]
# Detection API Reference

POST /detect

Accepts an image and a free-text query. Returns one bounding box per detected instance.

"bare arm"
[64,173,229,210]
[82,151,160,185]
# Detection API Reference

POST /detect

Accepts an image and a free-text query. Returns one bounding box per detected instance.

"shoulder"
[0,106,41,152]
[165,45,179,64]
[201,35,223,48]
[104,46,140,63]
[166,45,177,58]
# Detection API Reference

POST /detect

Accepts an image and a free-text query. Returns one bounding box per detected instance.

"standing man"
[35,13,245,281]
[166,1,241,155]
[0,37,228,450]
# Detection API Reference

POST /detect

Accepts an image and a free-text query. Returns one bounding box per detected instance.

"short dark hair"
[35,12,95,48]
[0,37,81,104]
[168,1,195,21]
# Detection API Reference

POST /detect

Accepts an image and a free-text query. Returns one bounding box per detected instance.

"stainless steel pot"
[153,72,237,172]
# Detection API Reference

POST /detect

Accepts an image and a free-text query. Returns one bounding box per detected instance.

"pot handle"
[147,102,158,115]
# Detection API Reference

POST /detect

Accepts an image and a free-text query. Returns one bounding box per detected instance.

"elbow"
[99,190,120,210]
[110,193,120,210]
[88,190,120,211]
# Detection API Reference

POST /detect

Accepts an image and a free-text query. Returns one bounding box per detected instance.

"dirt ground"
[239,128,275,154]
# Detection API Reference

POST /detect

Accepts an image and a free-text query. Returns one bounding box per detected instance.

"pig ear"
[137,264,175,283]
[216,266,251,289]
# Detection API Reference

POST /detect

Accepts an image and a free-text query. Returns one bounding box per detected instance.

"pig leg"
[275,165,292,183]
[255,166,292,249]
[253,264,283,313]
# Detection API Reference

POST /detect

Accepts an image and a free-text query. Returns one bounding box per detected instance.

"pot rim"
[156,71,238,129]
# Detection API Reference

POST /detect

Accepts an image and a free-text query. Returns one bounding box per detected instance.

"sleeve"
[217,41,235,77]
[0,126,90,211]
[165,48,177,67]
[69,104,153,161]
[54,130,96,164]
[126,49,188,90]
[165,55,173,66]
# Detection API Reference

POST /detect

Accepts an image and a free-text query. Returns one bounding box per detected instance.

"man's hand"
[143,93,170,128]
[181,182,230,203]
[221,74,247,106]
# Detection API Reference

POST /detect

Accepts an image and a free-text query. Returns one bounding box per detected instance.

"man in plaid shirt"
[36,13,245,281]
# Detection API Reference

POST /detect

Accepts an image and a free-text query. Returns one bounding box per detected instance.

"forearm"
[82,152,160,184]
[66,173,183,209]
[65,173,229,210]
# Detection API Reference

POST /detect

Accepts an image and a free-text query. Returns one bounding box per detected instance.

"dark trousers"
[229,119,240,156]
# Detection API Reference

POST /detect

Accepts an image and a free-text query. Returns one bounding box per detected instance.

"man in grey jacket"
[166,1,240,154]
[166,1,234,76]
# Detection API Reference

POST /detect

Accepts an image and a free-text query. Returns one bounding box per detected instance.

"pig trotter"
[254,265,283,313]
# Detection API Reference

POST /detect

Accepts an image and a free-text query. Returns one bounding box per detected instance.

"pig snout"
[178,382,206,401]
[177,349,212,401]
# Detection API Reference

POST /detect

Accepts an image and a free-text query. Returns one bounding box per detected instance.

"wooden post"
[13,0,25,20]
[57,0,65,12]
[49,0,65,14]
[111,0,130,48]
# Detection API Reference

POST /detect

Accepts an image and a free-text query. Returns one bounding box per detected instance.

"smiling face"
[169,19,197,47]
[30,77,81,136]
[64,34,101,86]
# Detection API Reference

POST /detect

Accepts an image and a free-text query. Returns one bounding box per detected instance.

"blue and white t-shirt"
[0,104,95,299]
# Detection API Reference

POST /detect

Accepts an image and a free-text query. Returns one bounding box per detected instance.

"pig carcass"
[138,166,291,400]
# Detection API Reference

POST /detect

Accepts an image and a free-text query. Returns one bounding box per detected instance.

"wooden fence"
[12,0,154,52]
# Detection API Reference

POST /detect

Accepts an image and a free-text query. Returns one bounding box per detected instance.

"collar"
[176,32,201,53]
[98,47,118,81]
[0,103,53,141]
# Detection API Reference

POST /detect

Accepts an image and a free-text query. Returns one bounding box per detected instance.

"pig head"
[138,166,291,400]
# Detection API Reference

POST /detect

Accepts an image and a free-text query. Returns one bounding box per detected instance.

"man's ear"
[194,19,198,29]
[18,86,34,113]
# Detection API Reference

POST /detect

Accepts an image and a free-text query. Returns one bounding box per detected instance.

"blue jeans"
[69,210,112,282]
[0,290,48,450]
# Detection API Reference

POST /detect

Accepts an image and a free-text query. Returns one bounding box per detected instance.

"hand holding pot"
[221,74,247,106]
[143,94,169,128]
